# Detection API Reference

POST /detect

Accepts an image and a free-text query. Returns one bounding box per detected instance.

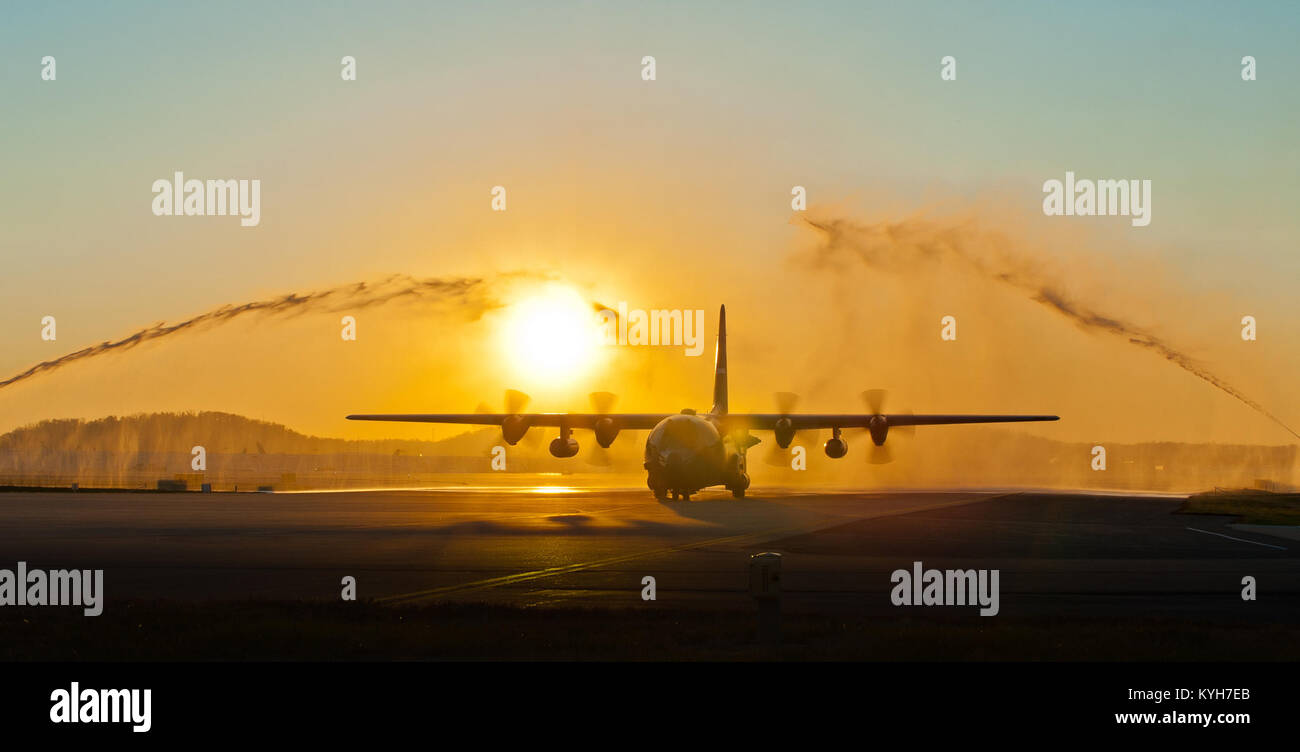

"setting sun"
[500,284,601,387]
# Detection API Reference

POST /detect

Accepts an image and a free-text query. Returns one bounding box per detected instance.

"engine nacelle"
[594,417,619,448]
[502,415,530,445]
[549,436,579,458]
[868,415,888,446]
[774,417,795,449]
[824,437,848,459]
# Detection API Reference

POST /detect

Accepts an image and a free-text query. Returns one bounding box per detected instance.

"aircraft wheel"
[731,488,745,499]
[671,491,681,500]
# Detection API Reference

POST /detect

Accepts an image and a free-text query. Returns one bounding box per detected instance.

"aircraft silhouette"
[348,305,1058,499]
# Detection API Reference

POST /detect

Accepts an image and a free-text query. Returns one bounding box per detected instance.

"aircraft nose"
[658,449,689,478]
[664,449,692,467]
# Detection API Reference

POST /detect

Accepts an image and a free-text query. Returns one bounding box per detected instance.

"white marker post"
[749,552,783,647]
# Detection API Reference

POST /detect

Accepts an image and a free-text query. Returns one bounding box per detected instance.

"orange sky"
[1,4,1297,448]
[1,193,1296,448]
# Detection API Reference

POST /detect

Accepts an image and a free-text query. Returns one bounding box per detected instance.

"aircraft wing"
[718,414,1059,431]
[346,413,671,430]
[346,413,1058,431]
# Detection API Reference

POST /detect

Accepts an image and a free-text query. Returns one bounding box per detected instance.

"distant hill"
[0,411,482,456]
[0,412,642,490]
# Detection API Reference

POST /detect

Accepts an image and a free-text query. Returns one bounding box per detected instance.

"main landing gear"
[728,472,750,499]
[652,488,748,501]
[650,478,749,501]
[651,484,693,501]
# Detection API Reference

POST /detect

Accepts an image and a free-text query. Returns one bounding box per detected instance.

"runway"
[1,486,1295,620]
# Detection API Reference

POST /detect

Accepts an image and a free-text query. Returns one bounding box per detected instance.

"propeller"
[496,389,543,448]
[589,391,617,415]
[860,390,915,437]
[505,389,531,415]
[585,391,618,466]
[764,392,820,466]
[858,389,914,464]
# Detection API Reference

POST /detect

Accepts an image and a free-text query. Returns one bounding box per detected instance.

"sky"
[0,1,1297,446]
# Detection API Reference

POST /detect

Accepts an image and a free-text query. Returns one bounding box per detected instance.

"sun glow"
[501,284,601,386]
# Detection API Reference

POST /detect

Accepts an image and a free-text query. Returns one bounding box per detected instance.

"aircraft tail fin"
[711,304,727,415]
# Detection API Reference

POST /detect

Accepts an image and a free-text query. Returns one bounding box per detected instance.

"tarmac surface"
[0,486,1295,619]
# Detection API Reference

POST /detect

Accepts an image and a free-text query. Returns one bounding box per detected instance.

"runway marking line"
[376,526,799,604]
[377,493,1001,605]
[1186,526,1287,551]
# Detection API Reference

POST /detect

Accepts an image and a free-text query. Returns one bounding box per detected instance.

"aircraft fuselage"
[643,412,749,500]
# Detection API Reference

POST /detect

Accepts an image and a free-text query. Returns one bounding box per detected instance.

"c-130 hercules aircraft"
[348,306,1058,500]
